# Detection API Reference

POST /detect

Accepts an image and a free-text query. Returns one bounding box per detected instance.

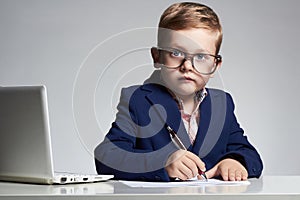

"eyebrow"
[170,44,207,54]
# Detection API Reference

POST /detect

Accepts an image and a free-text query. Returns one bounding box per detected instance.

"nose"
[180,59,194,72]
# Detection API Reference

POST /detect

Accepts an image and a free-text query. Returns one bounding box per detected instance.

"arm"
[206,93,263,180]
[94,86,176,181]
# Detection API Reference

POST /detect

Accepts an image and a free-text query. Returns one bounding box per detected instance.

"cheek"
[194,75,210,88]
[160,68,176,82]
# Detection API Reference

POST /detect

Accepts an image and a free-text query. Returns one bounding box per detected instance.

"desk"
[0,176,299,200]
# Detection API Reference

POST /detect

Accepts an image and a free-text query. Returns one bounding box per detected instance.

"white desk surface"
[0,176,299,200]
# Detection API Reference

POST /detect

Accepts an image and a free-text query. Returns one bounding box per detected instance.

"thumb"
[205,164,220,179]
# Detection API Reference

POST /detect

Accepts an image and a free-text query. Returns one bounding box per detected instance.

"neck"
[176,93,194,103]
[176,93,197,115]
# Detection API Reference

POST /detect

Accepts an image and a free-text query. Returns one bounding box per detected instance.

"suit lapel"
[142,84,191,148]
[193,89,227,158]
[143,84,181,131]
[192,92,211,153]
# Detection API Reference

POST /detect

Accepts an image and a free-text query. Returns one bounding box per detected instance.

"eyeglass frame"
[154,46,222,75]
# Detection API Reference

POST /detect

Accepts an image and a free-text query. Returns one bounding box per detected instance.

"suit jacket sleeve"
[94,86,176,181]
[218,93,263,178]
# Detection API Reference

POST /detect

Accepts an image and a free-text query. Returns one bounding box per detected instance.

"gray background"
[0,0,299,176]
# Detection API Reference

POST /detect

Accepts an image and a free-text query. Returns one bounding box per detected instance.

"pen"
[166,125,208,181]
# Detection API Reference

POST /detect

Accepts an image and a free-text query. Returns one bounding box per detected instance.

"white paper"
[119,179,251,188]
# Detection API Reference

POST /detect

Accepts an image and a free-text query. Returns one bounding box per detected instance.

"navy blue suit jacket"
[94,73,263,181]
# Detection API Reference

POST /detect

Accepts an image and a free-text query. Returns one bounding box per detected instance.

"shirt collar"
[168,88,207,113]
[195,88,207,103]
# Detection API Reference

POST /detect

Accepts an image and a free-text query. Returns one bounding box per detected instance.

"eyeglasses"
[156,47,222,75]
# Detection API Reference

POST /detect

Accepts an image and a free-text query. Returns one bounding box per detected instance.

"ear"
[210,60,222,78]
[151,47,161,69]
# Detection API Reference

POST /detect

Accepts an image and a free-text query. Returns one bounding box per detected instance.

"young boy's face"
[153,28,221,98]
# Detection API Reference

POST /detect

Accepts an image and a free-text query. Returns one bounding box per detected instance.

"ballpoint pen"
[166,125,208,181]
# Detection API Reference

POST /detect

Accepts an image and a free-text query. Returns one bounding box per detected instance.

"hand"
[165,150,205,180]
[206,158,248,181]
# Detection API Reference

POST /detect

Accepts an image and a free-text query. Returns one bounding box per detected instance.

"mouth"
[181,76,195,82]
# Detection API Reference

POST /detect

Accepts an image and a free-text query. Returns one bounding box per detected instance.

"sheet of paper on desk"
[119,179,251,188]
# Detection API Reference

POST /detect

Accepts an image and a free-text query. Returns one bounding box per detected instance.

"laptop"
[0,85,113,184]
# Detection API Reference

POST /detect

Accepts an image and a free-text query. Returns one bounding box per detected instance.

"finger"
[241,170,248,181]
[171,168,187,181]
[177,165,195,180]
[185,152,206,172]
[181,157,197,179]
[176,152,199,178]
[220,166,229,181]
[171,157,194,180]
[167,163,190,181]
[228,168,236,181]
[205,165,219,179]
[196,174,202,180]
[165,150,189,168]
[182,157,200,178]
[235,170,242,181]
[177,171,188,181]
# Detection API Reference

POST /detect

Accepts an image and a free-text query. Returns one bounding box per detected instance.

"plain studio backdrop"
[0,0,299,176]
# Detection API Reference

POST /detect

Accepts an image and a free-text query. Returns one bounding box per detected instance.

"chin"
[169,87,196,97]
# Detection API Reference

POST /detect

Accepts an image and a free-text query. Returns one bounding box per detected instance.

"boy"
[94,2,263,181]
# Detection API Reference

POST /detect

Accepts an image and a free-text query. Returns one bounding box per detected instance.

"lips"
[182,76,195,82]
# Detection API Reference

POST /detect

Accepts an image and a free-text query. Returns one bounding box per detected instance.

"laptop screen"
[0,86,55,180]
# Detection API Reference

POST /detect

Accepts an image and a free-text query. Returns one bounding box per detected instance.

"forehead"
[158,28,218,54]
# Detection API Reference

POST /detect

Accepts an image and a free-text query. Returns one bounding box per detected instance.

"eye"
[195,53,207,61]
[170,50,184,57]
